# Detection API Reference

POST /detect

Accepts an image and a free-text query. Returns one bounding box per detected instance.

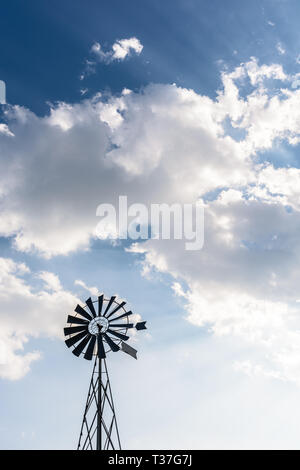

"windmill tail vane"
[64,293,147,450]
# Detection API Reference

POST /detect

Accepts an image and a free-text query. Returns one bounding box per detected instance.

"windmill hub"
[88,316,109,335]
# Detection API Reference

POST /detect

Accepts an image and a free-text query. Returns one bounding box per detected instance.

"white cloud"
[90,37,143,64]
[39,271,62,292]
[276,42,286,55]
[255,165,300,210]
[0,123,14,137]
[90,42,106,59]
[74,279,98,296]
[111,37,143,60]
[128,188,300,384]
[2,58,300,382]
[225,57,288,86]
[80,37,143,79]
[80,88,88,96]
[0,77,254,256]
[0,258,78,380]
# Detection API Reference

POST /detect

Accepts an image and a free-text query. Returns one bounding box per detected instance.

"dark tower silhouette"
[64,294,147,450]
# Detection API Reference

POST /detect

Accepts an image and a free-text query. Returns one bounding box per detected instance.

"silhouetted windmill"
[64,294,147,450]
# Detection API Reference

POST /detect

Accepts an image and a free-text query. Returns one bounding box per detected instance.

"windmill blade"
[64,325,88,336]
[121,341,137,359]
[75,304,92,321]
[109,310,133,323]
[84,335,97,360]
[65,330,88,348]
[103,333,120,352]
[97,335,106,359]
[105,301,126,320]
[98,294,104,316]
[109,323,134,329]
[72,334,92,357]
[107,329,129,341]
[135,321,147,330]
[86,297,97,318]
[67,315,89,326]
[103,296,116,317]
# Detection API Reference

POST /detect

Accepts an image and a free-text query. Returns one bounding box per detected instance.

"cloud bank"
[1,58,300,381]
[0,258,78,379]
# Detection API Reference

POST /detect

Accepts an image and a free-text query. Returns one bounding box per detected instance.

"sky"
[1,0,300,449]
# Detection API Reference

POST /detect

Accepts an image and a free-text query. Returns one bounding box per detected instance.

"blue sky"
[2,0,300,450]
[3,0,300,111]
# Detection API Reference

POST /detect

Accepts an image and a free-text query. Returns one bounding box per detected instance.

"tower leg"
[77,356,121,450]
[97,358,102,450]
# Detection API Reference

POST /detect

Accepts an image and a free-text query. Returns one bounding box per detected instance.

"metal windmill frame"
[64,294,147,450]
[78,357,121,450]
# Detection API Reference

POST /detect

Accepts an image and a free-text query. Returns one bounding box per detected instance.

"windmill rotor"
[64,295,146,360]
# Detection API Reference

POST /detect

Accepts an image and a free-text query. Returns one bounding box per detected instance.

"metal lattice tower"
[78,357,121,450]
[64,294,147,450]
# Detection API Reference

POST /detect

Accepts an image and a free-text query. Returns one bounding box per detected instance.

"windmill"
[64,294,147,450]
